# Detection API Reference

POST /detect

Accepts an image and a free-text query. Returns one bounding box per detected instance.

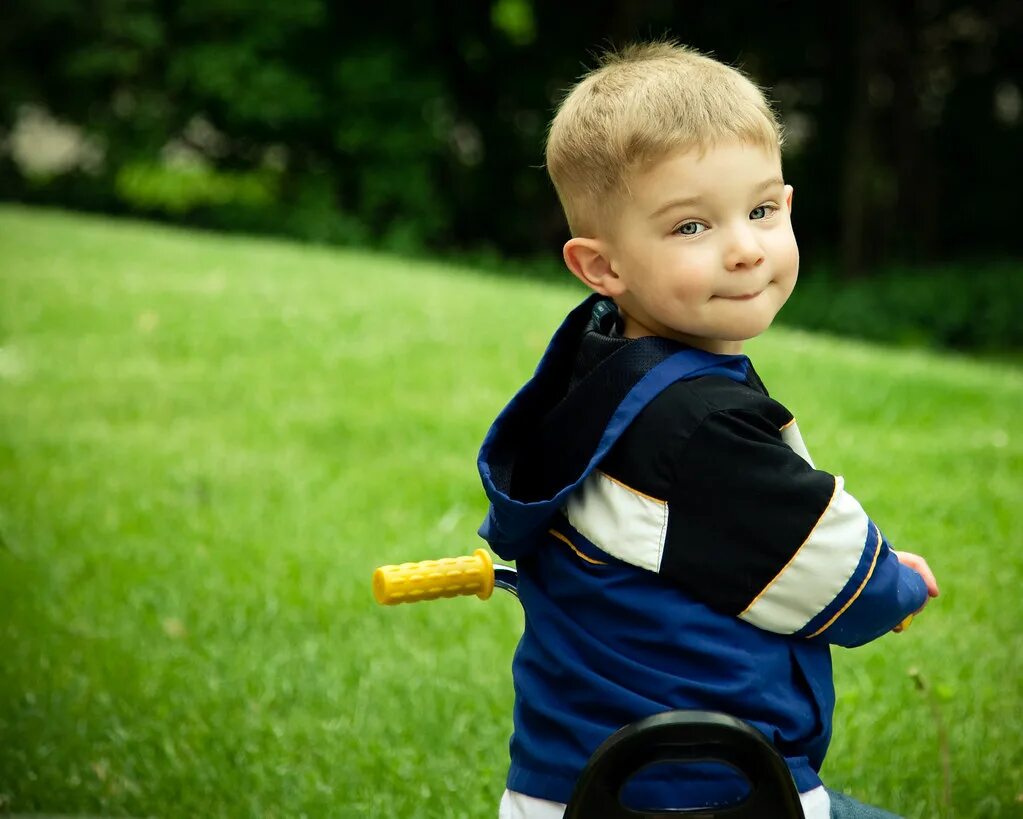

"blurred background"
[2,0,1021,351]
[2,5,1022,817]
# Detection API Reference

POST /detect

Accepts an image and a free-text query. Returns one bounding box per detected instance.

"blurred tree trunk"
[838,1,883,278]
[891,1,941,264]
[891,3,924,262]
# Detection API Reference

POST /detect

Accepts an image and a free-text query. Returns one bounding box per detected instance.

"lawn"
[0,205,1020,818]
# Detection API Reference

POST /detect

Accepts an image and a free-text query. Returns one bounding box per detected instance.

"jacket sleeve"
[568,407,929,646]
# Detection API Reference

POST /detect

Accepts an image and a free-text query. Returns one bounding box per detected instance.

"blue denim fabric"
[828,790,903,818]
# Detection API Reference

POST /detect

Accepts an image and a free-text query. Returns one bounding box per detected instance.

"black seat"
[564,710,805,818]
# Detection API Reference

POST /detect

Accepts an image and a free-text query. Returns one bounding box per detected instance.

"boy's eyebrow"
[648,176,786,219]
[649,195,703,218]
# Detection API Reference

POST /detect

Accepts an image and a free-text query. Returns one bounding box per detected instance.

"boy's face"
[569,141,798,354]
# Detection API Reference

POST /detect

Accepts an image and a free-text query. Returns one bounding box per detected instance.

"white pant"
[499,785,831,819]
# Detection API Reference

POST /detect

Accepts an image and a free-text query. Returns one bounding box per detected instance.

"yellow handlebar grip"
[373,549,495,605]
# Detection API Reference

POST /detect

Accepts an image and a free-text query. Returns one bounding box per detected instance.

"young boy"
[476,42,939,819]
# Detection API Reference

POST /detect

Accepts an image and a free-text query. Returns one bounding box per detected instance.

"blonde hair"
[546,41,784,236]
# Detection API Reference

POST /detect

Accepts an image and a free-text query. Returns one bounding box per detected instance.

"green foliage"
[328,46,452,248]
[170,45,321,128]
[1,207,1022,818]
[783,263,1023,354]
[115,162,278,213]
[1,2,457,249]
[491,0,537,46]
[3,2,1021,283]
[169,0,327,130]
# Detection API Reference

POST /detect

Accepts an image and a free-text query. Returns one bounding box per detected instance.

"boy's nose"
[725,229,764,270]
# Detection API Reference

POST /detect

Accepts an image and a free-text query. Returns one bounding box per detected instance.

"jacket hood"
[477,295,750,560]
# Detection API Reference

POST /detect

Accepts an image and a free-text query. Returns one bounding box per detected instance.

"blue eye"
[676,221,706,236]
[750,205,774,220]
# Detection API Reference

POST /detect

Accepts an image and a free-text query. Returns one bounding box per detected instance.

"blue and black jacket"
[477,295,929,809]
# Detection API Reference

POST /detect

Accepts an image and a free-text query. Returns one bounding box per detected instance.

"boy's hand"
[892,551,940,632]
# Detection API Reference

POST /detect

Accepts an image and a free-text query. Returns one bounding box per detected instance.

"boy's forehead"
[627,142,784,211]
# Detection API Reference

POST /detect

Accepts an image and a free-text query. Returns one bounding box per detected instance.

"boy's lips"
[717,288,765,301]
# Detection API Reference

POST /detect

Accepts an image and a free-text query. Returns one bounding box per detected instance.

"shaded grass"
[779,262,1023,355]
[0,205,1020,817]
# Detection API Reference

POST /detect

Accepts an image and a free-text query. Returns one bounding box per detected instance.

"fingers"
[894,551,940,598]
[891,551,938,634]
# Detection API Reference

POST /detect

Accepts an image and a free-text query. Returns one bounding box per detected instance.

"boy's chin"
[731,308,784,339]
[712,317,777,343]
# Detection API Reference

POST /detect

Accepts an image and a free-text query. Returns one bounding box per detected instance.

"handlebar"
[373,548,518,605]
[373,552,915,634]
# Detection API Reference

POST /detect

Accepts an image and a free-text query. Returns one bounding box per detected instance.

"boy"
[476,42,939,819]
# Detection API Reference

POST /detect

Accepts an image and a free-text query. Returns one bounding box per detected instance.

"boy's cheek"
[766,241,798,282]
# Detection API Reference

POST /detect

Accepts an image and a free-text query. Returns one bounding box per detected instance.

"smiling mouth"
[718,290,764,301]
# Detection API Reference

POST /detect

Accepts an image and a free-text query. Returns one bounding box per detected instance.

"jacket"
[477,295,929,809]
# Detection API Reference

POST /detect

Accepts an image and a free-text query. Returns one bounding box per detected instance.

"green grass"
[0,205,1020,818]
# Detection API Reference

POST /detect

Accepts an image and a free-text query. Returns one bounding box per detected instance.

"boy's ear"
[563,238,624,297]
[785,184,794,212]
